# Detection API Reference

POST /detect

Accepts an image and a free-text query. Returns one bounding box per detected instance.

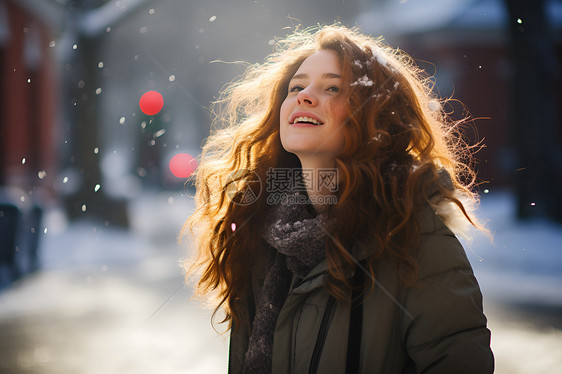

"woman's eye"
[327,86,340,93]
[289,85,304,92]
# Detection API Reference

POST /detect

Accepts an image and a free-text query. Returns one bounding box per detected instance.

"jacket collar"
[289,204,442,294]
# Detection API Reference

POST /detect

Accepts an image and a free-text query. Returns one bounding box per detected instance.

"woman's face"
[279,49,348,166]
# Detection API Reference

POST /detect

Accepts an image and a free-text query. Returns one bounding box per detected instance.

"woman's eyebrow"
[291,73,342,80]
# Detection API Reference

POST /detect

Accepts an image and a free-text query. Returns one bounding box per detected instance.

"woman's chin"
[281,143,316,155]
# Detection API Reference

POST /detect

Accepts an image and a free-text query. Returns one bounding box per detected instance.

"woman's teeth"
[292,116,323,125]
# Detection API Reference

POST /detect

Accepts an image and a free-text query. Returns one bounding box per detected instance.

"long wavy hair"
[183,24,483,331]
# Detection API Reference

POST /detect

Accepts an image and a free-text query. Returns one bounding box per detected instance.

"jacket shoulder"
[400,205,494,373]
[414,204,473,281]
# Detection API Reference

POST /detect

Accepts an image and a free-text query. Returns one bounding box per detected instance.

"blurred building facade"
[359,0,562,205]
[2,0,561,220]
[0,0,63,286]
[0,0,59,193]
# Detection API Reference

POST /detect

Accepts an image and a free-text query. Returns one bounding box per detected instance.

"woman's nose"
[296,87,317,106]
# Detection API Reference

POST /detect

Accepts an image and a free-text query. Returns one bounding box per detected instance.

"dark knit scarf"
[243,191,333,374]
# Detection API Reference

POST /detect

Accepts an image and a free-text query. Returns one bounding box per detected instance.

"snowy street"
[0,191,229,374]
[0,190,561,373]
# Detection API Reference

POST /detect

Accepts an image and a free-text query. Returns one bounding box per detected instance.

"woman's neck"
[297,157,338,214]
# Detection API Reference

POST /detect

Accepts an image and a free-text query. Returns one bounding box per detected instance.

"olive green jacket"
[228,206,494,373]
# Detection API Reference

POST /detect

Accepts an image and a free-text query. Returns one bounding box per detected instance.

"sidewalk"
[0,190,560,373]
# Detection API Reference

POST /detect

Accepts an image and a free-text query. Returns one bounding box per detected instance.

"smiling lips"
[289,112,324,126]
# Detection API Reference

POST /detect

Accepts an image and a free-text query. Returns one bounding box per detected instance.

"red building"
[1,0,62,285]
[0,0,59,195]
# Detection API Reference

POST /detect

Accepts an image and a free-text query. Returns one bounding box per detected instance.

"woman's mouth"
[289,113,324,126]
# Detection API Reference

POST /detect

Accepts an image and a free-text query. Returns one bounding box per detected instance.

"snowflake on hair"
[351,75,374,87]
[375,54,388,67]
[368,47,388,67]
[428,100,441,112]
[371,133,383,143]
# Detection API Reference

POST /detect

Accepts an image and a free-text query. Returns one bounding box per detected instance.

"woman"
[184,24,494,373]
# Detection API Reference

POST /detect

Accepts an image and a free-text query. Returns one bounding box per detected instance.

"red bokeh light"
[139,91,164,115]
[169,153,198,178]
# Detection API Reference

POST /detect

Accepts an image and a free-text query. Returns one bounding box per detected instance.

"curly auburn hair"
[182,24,483,331]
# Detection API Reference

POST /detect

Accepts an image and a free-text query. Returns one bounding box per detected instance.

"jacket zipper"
[308,295,336,374]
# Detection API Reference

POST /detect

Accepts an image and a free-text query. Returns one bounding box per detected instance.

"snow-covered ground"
[0,189,560,373]
[464,191,562,373]
[464,191,562,307]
